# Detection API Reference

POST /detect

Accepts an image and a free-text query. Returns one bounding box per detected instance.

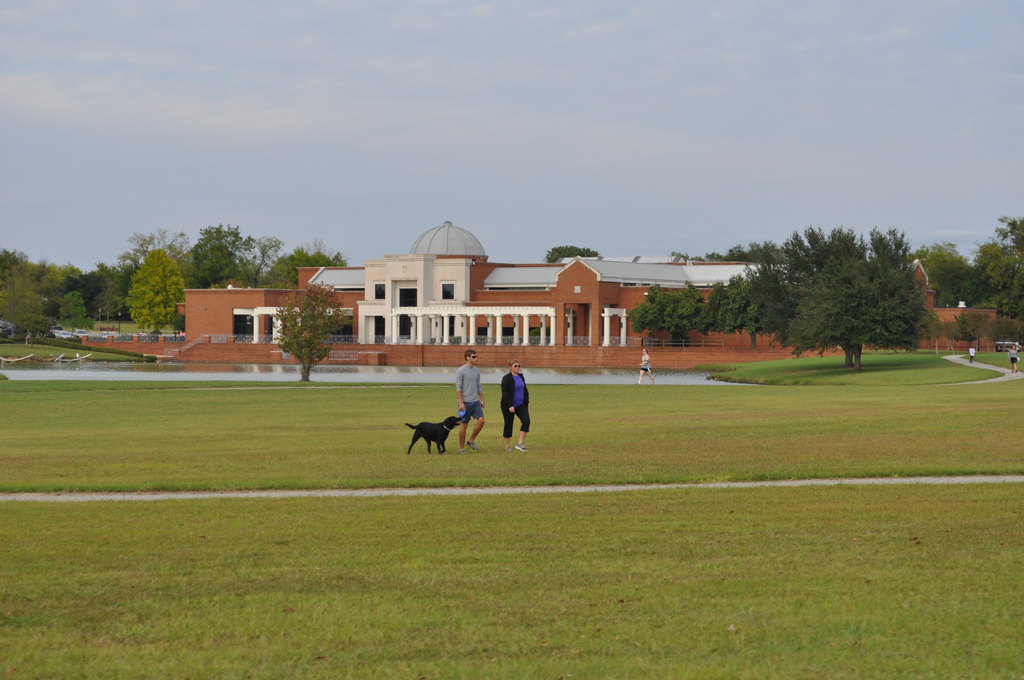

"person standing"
[456,348,485,453]
[501,360,531,452]
[1010,345,1020,373]
[968,346,976,363]
[638,348,655,384]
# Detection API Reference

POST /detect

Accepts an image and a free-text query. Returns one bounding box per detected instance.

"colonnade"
[380,309,558,346]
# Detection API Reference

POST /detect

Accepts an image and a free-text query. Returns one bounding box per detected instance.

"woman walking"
[500,359,531,452]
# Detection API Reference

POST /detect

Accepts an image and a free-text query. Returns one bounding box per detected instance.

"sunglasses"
[512,364,520,368]
[469,355,478,359]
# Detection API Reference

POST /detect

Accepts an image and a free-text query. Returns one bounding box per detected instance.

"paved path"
[4,475,1024,503]
[942,353,1024,382]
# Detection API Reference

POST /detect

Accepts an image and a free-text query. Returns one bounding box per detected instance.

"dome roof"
[410,221,486,257]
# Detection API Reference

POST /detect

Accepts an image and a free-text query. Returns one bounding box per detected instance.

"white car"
[52,329,77,339]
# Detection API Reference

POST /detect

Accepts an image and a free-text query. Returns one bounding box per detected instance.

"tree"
[275,283,345,381]
[972,216,1024,318]
[954,310,990,347]
[911,243,974,308]
[190,224,245,288]
[544,245,599,263]
[126,249,185,331]
[237,235,285,288]
[58,291,92,329]
[0,262,49,334]
[706,275,762,346]
[629,285,708,343]
[747,227,927,370]
[268,241,348,286]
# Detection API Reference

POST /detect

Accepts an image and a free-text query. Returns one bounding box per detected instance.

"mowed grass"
[2,485,1022,679]
[3,358,1023,679]
[711,351,1001,385]
[2,372,1024,491]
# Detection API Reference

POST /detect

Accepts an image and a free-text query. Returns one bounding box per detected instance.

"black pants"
[502,404,531,438]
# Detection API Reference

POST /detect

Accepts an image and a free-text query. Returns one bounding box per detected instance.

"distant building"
[182,221,753,349]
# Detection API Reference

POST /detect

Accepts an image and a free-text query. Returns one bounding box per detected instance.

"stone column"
[602,309,611,347]
[620,311,628,346]
[468,314,477,345]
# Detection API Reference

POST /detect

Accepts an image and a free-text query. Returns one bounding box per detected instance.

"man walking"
[456,348,485,453]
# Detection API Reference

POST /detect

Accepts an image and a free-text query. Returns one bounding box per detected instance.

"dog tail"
[405,423,416,429]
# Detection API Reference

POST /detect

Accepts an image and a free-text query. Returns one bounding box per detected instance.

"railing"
[641,338,726,348]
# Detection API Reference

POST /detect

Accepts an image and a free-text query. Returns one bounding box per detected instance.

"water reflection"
[0,361,739,385]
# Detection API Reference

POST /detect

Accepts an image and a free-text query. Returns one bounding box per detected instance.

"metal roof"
[409,221,487,256]
[308,268,366,288]
[484,266,561,288]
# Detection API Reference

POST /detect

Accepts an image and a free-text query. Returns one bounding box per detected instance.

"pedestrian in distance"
[968,346,976,363]
[1010,345,1020,373]
[638,348,655,384]
[501,359,531,452]
[455,348,485,453]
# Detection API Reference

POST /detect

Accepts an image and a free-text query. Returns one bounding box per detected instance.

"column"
[494,314,504,346]
[566,310,575,346]
[602,309,611,347]
[390,313,399,345]
[620,311,628,346]
[468,314,477,345]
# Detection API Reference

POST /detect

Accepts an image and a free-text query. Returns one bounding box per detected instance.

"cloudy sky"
[1,0,1021,270]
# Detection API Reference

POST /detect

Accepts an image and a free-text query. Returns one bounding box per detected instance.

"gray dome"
[410,221,486,257]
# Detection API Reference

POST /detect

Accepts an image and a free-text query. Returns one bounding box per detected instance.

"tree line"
[2,216,1022,346]
[0,225,346,335]
[626,217,1024,370]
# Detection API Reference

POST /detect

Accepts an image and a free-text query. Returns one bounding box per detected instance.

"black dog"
[406,416,461,454]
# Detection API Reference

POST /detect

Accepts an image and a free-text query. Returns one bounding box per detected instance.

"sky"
[1,0,1022,271]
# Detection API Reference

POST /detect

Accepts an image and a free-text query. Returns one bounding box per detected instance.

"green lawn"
[2,357,1023,679]
[2,485,1021,679]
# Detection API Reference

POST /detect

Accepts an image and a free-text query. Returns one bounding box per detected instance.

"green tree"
[706,275,762,346]
[911,243,974,308]
[748,227,926,370]
[972,216,1024,318]
[237,235,285,288]
[268,241,348,287]
[0,263,49,334]
[126,249,185,331]
[275,283,345,381]
[190,224,245,288]
[545,245,600,263]
[58,290,92,329]
[629,285,708,343]
[954,310,990,347]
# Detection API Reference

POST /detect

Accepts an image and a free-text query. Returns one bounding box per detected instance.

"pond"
[0,362,742,386]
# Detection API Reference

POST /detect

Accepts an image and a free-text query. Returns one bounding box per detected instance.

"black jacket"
[500,372,529,409]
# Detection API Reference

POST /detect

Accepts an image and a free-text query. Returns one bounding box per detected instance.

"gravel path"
[4,475,1024,503]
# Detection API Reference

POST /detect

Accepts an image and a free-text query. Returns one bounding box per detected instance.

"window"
[374,283,385,299]
[398,288,418,307]
[442,283,455,300]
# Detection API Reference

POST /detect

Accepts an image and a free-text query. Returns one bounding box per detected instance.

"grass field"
[2,354,1022,678]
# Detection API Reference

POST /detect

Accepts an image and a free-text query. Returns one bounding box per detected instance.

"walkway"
[942,353,1024,382]
[4,475,1024,503]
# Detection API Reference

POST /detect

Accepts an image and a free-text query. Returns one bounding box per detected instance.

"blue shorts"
[460,400,484,423]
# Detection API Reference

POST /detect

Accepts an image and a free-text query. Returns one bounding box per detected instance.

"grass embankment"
[709,351,1002,385]
[2,485,1021,679]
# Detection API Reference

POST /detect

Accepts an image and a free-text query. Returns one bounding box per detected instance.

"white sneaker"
[515,444,528,452]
